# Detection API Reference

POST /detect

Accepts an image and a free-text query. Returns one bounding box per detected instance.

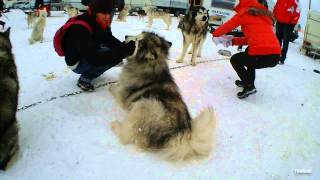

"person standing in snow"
[211,0,281,99]
[61,0,135,91]
[273,0,300,64]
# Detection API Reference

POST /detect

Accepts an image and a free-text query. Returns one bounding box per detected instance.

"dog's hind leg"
[176,36,191,63]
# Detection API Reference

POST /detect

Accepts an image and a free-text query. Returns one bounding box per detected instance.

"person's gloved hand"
[212,35,233,48]
[122,40,136,57]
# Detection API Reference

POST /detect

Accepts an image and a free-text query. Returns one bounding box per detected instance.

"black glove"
[122,41,136,57]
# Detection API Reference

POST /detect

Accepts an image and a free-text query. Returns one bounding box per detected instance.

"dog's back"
[0,28,19,170]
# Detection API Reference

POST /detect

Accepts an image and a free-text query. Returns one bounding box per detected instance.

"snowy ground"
[0,10,320,179]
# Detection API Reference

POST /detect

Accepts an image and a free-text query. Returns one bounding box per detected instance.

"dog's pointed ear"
[4,27,11,38]
[191,8,197,17]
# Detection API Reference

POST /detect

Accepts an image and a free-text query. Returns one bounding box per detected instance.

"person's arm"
[65,25,132,66]
[212,13,242,37]
[103,27,122,49]
[232,37,248,45]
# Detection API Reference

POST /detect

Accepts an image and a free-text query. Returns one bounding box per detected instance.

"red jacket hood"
[234,0,267,12]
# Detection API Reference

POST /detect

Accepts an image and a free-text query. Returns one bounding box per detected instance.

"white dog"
[64,6,79,18]
[29,10,47,44]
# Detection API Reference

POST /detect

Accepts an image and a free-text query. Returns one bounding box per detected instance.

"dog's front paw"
[191,61,196,66]
[197,53,202,57]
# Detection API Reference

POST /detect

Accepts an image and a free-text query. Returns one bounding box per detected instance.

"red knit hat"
[89,0,114,13]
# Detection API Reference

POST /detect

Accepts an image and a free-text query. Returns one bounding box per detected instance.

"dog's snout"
[202,16,208,21]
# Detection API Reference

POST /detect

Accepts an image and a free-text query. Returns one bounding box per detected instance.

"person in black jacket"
[62,0,135,91]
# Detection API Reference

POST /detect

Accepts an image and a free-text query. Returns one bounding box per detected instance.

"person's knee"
[230,54,239,65]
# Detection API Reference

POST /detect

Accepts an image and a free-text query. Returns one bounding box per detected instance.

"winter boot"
[77,77,94,92]
[235,80,244,87]
[237,85,257,99]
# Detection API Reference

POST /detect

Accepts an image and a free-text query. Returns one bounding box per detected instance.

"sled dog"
[64,6,79,18]
[0,28,19,170]
[29,9,47,44]
[117,5,130,22]
[25,11,35,28]
[144,7,172,30]
[176,6,209,66]
[110,32,216,162]
[137,9,146,21]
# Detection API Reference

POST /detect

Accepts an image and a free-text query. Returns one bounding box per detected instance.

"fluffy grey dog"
[0,28,19,170]
[110,32,216,162]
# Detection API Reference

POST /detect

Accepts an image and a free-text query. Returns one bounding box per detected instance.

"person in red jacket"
[273,0,300,64]
[212,0,281,99]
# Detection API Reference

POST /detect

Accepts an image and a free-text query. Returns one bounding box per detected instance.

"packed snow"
[0,9,319,179]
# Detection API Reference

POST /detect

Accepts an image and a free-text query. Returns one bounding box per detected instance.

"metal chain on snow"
[17,58,229,112]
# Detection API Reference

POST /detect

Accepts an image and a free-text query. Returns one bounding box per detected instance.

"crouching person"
[212,0,281,99]
[60,0,135,91]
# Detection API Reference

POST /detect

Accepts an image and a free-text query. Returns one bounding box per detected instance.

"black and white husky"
[109,32,216,162]
[176,6,209,66]
[0,28,19,170]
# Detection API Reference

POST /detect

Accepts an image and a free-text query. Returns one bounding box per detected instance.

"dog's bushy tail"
[162,108,216,162]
